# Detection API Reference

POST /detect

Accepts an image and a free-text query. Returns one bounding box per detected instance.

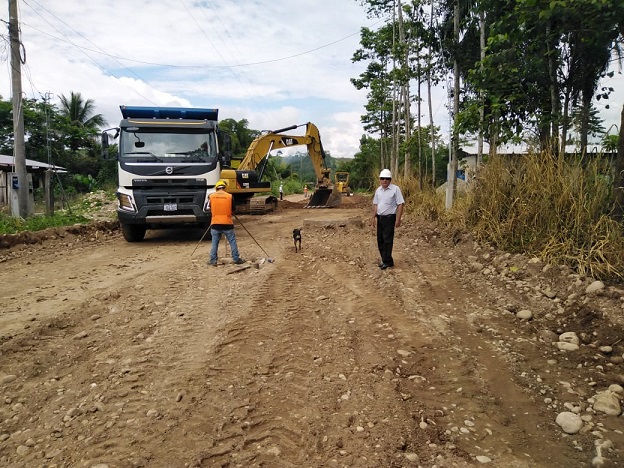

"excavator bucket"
[306,187,341,208]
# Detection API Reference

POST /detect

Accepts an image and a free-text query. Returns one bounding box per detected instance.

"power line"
[178,0,263,110]
[19,14,384,70]
[22,0,158,105]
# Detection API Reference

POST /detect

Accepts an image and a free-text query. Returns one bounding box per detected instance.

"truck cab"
[102,106,231,242]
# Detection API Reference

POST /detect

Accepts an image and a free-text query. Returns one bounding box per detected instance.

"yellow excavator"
[220,122,341,213]
[335,171,351,196]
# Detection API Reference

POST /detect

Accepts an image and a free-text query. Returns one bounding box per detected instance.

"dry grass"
[380,159,624,280]
[400,177,447,222]
[458,152,624,280]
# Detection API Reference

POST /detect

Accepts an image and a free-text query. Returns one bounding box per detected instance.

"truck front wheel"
[121,223,146,242]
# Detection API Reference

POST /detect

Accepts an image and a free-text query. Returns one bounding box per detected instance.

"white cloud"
[1,1,621,160]
[2,0,380,158]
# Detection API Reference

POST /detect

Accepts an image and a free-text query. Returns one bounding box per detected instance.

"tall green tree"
[57,91,106,154]
[219,118,260,158]
[352,24,396,169]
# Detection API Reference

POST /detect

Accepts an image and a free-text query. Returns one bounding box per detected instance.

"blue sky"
[1,0,622,159]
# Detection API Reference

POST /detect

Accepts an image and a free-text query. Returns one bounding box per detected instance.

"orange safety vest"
[209,190,234,226]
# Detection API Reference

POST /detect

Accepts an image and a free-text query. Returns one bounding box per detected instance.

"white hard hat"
[379,169,392,178]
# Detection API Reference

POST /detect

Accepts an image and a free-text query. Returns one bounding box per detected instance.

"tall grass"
[398,176,448,223]
[460,152,624,280]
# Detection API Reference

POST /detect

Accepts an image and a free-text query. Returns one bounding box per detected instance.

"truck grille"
[146,196,195,204]
[148,209,195,216]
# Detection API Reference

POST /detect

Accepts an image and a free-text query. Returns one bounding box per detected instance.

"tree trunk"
[417,79,423,189]
[397,0,412,179]
[401,83,411,178]
[390,3,399,175]
[477,10,485,179]
[428,0,436,188]
[560,90,570,158]
[547,22,560,155]
[446,1,460,210]
[613,104,624,222]
[580,88,591,158]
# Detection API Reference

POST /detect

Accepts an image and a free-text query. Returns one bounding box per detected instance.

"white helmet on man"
[379,169,392,179]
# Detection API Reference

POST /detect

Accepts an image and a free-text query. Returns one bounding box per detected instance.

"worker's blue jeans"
[209,228,241,263]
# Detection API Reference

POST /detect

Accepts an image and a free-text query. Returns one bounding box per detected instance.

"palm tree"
[58,91,106,153]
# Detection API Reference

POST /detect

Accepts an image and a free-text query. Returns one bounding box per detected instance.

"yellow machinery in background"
[335,171,351,196]
[220,122,340,213]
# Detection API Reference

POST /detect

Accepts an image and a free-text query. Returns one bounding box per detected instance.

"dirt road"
[1,194,623,467]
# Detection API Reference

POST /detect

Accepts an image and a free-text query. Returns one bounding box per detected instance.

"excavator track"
[235,196,278,215]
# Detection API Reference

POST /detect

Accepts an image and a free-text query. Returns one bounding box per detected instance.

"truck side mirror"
[101,131,110,159]
[101,128,120,159]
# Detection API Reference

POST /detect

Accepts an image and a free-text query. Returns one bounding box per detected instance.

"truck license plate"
[164,203,177,211]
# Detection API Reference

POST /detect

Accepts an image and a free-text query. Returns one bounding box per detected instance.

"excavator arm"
[238,123,326,181]
[226,122,340,208]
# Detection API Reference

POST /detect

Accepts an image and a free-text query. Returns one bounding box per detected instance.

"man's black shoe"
[379,263,389,270]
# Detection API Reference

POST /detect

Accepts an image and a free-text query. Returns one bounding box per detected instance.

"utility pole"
[9,0,28,218]
[43,92,54,215]
[445,1,461,210]
[445,77,454,210]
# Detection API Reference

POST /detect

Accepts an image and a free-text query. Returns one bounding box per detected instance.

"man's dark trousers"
[376,214,396,266]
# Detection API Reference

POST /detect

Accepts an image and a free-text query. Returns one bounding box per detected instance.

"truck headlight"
[117,193,136,212]
[203,191,214,212]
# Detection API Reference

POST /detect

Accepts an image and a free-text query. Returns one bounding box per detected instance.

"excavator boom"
[221,122,340,210]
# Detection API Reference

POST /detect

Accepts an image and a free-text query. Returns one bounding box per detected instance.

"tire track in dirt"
[0,235,268,467]
[183,223,475,467]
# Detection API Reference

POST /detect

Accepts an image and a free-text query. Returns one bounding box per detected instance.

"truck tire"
[121,223,146,242]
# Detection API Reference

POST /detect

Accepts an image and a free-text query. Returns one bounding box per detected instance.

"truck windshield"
[120,128,217,162]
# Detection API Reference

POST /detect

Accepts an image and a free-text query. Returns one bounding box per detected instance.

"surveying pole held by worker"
[207,180,245,267]
[371,169,404,270]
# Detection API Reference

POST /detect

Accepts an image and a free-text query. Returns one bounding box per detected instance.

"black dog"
[293,228,302,253]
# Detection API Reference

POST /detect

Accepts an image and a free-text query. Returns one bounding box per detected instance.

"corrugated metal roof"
[0,155,66,172]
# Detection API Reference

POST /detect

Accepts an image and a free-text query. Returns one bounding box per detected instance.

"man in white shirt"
[371,169,405,269]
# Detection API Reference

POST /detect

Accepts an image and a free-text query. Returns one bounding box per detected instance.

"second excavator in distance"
[219,122,341,213]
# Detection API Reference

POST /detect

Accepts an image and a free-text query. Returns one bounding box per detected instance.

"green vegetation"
[0,190,115,235]
[0,211,90,235]
[0,91,117,196]
[348,1,624,280]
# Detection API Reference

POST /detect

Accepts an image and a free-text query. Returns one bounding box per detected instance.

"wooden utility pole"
[445,0,460,210]
[9,0,28,218]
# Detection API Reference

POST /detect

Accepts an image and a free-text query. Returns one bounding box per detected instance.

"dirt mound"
[0,220,119,249]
